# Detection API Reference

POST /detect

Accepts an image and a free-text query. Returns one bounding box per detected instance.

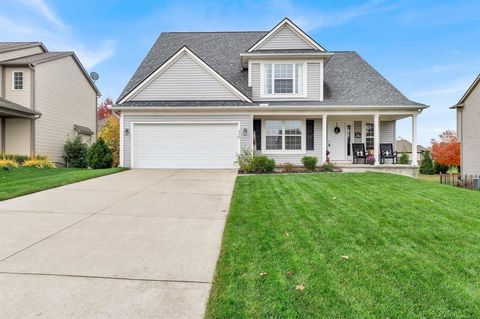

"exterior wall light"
[242,128,248,136]
[124,128,130,136]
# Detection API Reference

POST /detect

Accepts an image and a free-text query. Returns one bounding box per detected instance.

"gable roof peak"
[247,17,326,52]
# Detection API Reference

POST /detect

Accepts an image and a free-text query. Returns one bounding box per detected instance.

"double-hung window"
[265,120,303,152]
[13,71,23,90]
[263,63,304,96]
[366,123,374,150]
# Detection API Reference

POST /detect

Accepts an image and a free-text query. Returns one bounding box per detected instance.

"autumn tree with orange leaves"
[430,130,460,168]
[97,97,114,120]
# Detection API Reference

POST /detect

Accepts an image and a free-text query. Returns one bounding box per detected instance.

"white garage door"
[132,123,239,169]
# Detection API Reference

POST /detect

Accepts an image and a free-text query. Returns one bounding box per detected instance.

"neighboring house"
[396,137,426,161]
[115,18,427,169]
[451,74,480,175]
[0,42,100,163]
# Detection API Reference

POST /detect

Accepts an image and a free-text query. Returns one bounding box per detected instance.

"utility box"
[473,177,480,190]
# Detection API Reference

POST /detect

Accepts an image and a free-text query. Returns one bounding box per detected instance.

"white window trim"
[261,118,306,155]
[260,62,308,98]
[12,71,24,90]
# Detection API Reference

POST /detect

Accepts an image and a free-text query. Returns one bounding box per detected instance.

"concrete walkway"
[0,169,237,318]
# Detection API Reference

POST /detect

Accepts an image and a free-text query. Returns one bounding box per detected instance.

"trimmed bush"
[63,136,88,168]
[399,152,410,164]
[0,159,19,169]
[419,150,435,175]
[23,158,56,169]
[236,148,254,172]
[87,138,113,169]
[321,162,335,172]
[301,156,318,171]
[252,155,275,173]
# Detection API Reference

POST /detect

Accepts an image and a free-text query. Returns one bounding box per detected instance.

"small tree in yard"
[99,115,120,167]
[87,138,112,169]
[399,152,410,164]
[97,97,114,120]
[419,150,435,175]
[431,130,460,172]
[63,136,88,168]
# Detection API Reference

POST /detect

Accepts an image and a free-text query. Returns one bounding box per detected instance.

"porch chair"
[380,143,398,164]
[352,143,368,164]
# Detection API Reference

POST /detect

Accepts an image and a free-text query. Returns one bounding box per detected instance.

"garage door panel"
[132,123,239,169]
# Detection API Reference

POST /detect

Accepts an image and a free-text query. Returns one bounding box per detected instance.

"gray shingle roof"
[0,52,72,65]
[0,42,44,53]
[74,124,94,135]
[0,97,41,117]
[117,32,425,107]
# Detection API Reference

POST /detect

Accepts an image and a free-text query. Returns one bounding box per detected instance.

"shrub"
[99,115,120,167]
[434,162,449,174]
[0,159,19,169]
[236,148,254,172]
[87,138,113,169]
[399,152,410,164]
[23,158,56,169]
[419,150,435,175]
[252,155,275,173]
[0,153,43,164]
[63,136,89,168]
[321,162,335,172]
[301,156,318,171]
[282,162,295,173]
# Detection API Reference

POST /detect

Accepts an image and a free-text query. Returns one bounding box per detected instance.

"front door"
[328,122,347,161]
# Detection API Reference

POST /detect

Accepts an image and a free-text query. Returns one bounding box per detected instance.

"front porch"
[253,110,421,175]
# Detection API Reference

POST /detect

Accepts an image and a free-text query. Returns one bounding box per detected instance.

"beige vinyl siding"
[0,45,44,62]
[122,114,252,167]
[4,118,31,155]
[4,67,31,107]
[131,52,240,101]
[461,84,480,174]
[251,62,322,101]
[256,25,315,50]
[380,121,396,146]
[257,119,323,165]
[35,56,97,163]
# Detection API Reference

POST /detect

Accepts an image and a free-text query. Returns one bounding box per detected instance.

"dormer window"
[262,63,305,97]
[13,71,23,90]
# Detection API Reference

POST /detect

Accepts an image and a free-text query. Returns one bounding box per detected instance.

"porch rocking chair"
[352,143,368,164]
[380,143,398,164]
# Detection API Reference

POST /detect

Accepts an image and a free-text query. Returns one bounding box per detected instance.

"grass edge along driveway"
[0,167,126,201]
[206,172,480,318]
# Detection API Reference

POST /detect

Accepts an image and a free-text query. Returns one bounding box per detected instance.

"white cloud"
[0,0,114,69]
[18,0,67,29]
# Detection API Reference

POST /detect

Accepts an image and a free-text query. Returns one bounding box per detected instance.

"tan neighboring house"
[451,74,480,175]
[0,42,100,163]
[396,137,426,161]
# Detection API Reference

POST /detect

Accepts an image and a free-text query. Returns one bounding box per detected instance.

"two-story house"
[115,18,426,171]
[451,74,480,175]
[0,42,100,163]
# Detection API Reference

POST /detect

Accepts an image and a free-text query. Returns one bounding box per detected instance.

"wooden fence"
[439,173,480,190]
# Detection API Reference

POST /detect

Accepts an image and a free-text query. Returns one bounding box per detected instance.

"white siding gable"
[131,52,241,101]
[255,25,316,50]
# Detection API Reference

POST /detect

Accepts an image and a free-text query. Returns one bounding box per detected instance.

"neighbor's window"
[13,71,23,90]
[265,120,302,151]
[263,63,303,95]
[366,123,374,150]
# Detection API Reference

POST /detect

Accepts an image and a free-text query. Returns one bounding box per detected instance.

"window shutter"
[253,119,261,151]
[306,120,314,150]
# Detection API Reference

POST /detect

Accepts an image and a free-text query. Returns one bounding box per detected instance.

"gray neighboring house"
[0,42,100,163]
[396,137,426,161]
[114,18,427,169]
[451,74,480,175]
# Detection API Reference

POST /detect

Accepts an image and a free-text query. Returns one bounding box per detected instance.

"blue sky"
[1,0,479,146]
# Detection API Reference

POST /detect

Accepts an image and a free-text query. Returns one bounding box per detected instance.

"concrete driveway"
[0,169,237,319]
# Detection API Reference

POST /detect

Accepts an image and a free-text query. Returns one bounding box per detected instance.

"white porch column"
[374,114,380,165]
[322,114,328,163]
[411,114,418,165]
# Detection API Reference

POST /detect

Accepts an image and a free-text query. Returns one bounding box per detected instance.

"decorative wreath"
[334,126,341,134]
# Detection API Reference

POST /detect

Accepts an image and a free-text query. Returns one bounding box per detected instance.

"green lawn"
[0,167,126,200]
[418,174,441,183]
[206,173,480,318]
